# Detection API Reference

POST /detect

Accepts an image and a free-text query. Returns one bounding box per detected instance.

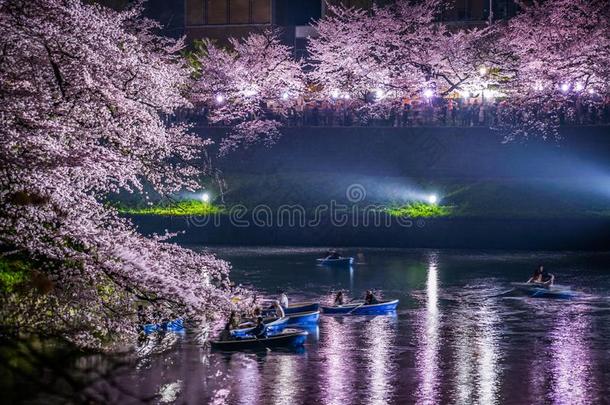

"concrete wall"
[200,126,610,179]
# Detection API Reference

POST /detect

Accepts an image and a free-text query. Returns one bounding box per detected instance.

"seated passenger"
[527,265,555,286]
[218,322,233,341]
[334,291,345,306]
[364,290,379,305]
[278,291,289,308]
[250,316,267,338]
[326,250,340,260]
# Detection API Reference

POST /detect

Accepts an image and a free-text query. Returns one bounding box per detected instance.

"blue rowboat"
[211,329,308,351]
[231,317,288,337]
[321,299,399,315]
[283,302,320,314]
[286,310,320,326]
[530,288,574,300]
[142,318,184,334]
[511,282,574,299]
[316,257,354,267]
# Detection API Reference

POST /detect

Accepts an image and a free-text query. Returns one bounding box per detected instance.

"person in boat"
[325,250,341,260]
[334,291,345,306]
[250,316,267,338]
[228,310,240,329]
[278,290,289,308]
[527,264,555,286]
[271,300,285,318]
[218,322,233,341]
[364,290,379,305]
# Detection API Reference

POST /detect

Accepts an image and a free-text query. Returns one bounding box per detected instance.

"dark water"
[123,248,610,404]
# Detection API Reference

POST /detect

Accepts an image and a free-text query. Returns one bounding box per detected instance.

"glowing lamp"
[479,66,488,76]
[427,194,438,204]
[215,94,225,104]
[560,83,570,93]
[423,89,434,98]
[201,192,210,203]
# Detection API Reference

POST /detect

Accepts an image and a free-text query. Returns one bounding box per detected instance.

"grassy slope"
[115,173,610,219]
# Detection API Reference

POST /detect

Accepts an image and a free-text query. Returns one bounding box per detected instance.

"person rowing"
[325,249,340,260]
[364,290,379,305]
[250,316,267,339]
[527,264,555,286]
[333,290,345,306]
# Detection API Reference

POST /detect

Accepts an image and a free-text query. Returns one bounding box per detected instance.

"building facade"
[183,0,519,48]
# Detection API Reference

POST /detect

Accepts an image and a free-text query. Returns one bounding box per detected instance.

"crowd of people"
[172,94,610,128]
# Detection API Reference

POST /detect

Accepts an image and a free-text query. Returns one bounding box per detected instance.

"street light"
[201,192,210,203]
[560,83,570,93]
[423,89,434,98]
[427,194,438,205]
[215,94,225,104]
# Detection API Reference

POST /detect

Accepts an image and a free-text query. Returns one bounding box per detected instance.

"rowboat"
[142,318,184,334]
[285,310,320,326]
[321,299,399,315]
[283,302,320,314]
[210,329,308,351]
[511,282,574,299]
[316,257,354,267]
[231,316,289,337]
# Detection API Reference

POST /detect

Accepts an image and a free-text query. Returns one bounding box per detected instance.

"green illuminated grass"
[386,202,452,218]
[119,200,224,216]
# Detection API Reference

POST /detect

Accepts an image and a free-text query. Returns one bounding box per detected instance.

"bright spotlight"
[560,83,570,93]
[423,89,434,98]
[201,192,210,203]
[215,94,225,104]
[427,194,438,204]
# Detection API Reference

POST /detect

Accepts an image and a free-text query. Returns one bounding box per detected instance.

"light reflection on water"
[549,305,595,405]
[364,315,397,405]
[320,317,357,405]
[101,248,610,404]
[415,254,440,405]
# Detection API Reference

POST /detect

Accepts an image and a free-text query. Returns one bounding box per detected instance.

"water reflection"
[232,354,261,405]
[267,353,302,405]
[415,254,440,405]
[320,317,356,405]
[549,305,595,405]
[451,293,501,404]
[363,315,397,404]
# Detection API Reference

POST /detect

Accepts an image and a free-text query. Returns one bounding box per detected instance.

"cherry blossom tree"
[192,30,305,154]
[307,0,493,118]
[0,0,236,348]
[494,0,610,140]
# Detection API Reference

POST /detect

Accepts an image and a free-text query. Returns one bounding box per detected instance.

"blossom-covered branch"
[0,0,234,347]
